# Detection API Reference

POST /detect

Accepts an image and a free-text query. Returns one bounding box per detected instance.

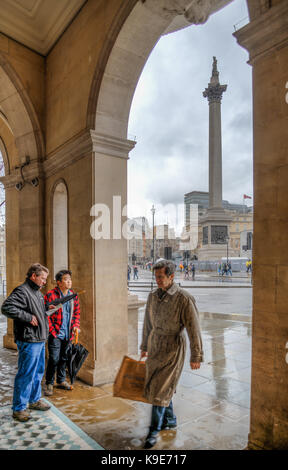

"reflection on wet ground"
[0,312,251,450]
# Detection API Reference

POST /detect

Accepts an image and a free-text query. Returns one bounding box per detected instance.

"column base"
[3,333,16,350]
[77,358,124,386]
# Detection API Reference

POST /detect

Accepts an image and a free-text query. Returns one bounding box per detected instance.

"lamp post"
[151,205,155,265]
[226,236,230,264]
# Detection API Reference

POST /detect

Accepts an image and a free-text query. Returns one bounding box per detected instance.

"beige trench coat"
[140,282,203,407]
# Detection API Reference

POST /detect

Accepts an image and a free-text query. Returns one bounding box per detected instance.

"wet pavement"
[0,276,252,450]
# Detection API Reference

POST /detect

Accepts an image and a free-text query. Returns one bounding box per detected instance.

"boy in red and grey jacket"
[44,270,80,395]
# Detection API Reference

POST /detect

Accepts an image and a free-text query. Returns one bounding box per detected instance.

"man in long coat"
[140,259,203,449]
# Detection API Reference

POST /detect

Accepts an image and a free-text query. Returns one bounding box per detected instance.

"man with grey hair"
[1,263,51,421]
[140,259,203,449]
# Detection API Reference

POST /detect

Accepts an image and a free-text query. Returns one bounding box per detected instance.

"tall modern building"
[185,190,252,226]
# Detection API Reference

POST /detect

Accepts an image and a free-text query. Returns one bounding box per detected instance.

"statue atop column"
[203,56,227,103]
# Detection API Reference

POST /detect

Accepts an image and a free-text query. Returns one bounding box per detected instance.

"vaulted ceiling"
[0,0,87,55]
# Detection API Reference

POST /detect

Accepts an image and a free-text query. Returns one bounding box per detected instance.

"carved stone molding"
[142,0,232,25]
[43,129,93,178]
[185,0,231,25]
[0,160,44,189]
[234,1,288,64]
[91,131,136,160]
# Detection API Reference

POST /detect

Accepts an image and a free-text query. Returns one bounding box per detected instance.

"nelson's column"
[198,57,236,261]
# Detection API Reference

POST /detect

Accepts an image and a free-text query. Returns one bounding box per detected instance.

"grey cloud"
[128,0,252,213]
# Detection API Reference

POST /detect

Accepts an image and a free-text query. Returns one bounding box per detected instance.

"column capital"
[90,131,136,159]
[203,83,227,103]
[233,1,288,64]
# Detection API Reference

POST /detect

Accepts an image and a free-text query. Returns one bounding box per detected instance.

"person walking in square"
[133,265,139,280]
[127,265,131,281]
[1,263,51,422]
[140,259,203,449]
[191,263,196,280]
[44,269,80,396]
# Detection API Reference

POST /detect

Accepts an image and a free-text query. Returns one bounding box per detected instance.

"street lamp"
[226,236,230,264]
[151,205,155,265]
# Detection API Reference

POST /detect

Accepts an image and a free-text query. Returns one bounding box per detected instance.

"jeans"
[45,335,69,385]
[150,401,177,433]
[13,341,45,411]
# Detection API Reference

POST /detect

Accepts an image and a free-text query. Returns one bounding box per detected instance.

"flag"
[243,194,252,199]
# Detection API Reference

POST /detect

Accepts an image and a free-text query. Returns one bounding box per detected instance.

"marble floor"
[0,312,251,450]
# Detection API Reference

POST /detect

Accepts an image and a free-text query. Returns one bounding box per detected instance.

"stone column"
[82,131,136,385]
[234,0,288,450]
[203,57,227,209]
[0,162,45,350]
[128,292,146,356]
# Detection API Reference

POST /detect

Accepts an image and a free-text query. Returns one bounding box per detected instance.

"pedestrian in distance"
[1,263,51,422]
[191,264,196,281]
[140,259,203,449]
[227,261,233,276]
[184,265,189,280]
[133,265,139,280]
[44,270,80,396]
[246,259,252,273]
[127,265,131,281]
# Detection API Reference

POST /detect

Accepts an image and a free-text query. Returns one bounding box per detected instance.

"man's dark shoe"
[143,431,158,449]
[29,400,51,411]
[13,409,31,422]
[161,423,177,430]
[44,384,53,396]
[57,381,73,390]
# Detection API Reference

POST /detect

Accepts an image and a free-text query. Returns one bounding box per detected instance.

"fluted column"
[203,57,227,209]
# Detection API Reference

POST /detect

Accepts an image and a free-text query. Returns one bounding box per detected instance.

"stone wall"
[235,0,288,450]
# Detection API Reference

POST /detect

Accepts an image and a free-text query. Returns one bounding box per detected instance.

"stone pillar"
[203,57,227,209]
[234,0,288,450]
[128,292,145,356]
[81,131,136,385]
[1,162,45,350]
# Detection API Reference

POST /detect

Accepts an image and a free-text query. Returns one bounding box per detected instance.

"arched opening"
[126,4,253,451]
[88,0,253,450]
[52,180,69,280]
[0,60,45,350]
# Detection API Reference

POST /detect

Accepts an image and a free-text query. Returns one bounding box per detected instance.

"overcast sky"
[127,0,252,233]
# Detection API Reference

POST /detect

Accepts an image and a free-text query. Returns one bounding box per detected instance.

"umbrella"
[46,290,86,315]
[65,330,89,385]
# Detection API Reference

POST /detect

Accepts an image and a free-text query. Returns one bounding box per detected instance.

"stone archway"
[0,53,44,165]
[0,58,46,349]
[88,0,288,450]
[85,0,235,389]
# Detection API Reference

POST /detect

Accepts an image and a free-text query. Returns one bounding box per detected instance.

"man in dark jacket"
[1,263,51,422]
[44,269,81,396]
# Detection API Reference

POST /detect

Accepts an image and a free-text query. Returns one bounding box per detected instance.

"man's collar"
[158,282,178,297]
[55,286,71,297]
[166,282,178,295]
[26,278,41,291]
